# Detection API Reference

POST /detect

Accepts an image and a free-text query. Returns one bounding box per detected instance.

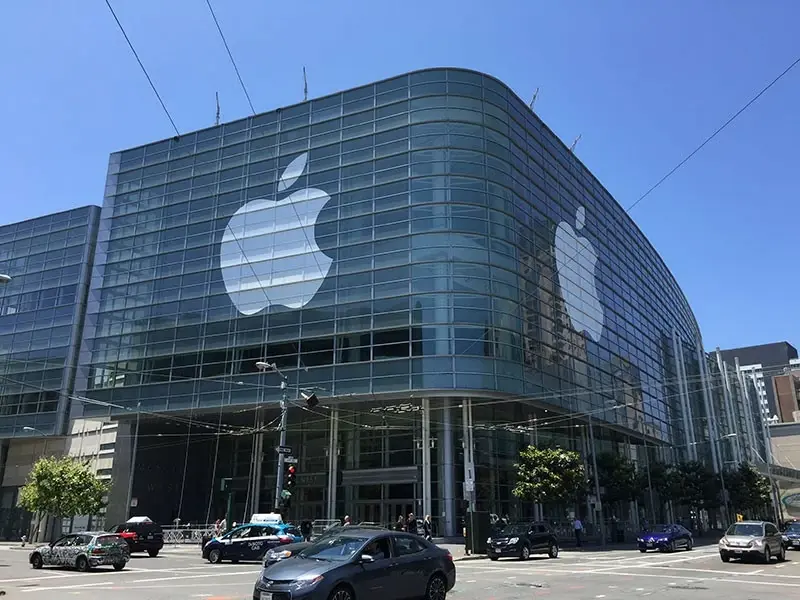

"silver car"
[718,521,785,563]
[29,532,130,572]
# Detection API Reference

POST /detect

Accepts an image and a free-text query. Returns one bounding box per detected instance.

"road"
[1,543,799,600]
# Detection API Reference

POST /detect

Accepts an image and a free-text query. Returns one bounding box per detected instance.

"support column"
[673,330,696,460]
[421,398,432,521]
[698,347,721,473]
[462,399,475,511]
[441,399,456,537]
[326,408,339,520]
[716,349,742,465]
[735,358,759,463]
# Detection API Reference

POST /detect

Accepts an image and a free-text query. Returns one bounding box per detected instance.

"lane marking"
[22,581,114,593]
[131,569,259,584]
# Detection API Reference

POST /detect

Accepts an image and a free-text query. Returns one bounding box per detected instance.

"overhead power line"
[627,53,800,212]
[103,0,180,137]
[204,0,256,115]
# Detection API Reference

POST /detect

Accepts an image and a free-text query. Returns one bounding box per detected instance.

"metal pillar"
[672,330,696,460]
[716,350,742,465]
[698,347,721,473]
[588,414,605,549]
[462,399,475,511]
[421,398,432,521]
[274,393,288,511]
[735,357,759,463]
[124,402,141,521]
[326,408,339,520]
[441,400,455,536]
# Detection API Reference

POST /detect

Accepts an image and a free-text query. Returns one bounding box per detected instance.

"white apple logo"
[219,152,332,314]
[554,206,604,342]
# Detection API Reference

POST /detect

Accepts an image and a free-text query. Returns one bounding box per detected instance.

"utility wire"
[204,0,256,115]
[627,54,800,212]
[103,0,180,137]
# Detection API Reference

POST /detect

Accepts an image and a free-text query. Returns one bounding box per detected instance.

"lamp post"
[22,426,48,457]
[255,361,288,513]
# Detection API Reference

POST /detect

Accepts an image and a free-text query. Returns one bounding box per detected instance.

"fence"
[162,525,215,545]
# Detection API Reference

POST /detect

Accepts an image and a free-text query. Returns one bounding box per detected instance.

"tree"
[726,463,771,516]
[19,457,108,522]
[595,452,637,506]
[668,461,721,511]
[513,446,586,505]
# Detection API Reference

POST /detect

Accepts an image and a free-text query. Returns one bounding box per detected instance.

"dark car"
[487,522,559,561]
[109,517,164,557]
[783,521,800,550]
[204,523,294,563]
[254,528,456,600]
[29,532,130,572]
[637,524,693,552]
[263,524,389,567]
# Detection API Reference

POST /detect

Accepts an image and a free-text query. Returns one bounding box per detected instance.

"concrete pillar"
[440,399,456,537]
[326,409,339,520]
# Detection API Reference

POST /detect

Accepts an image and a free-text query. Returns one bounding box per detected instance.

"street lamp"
[21,426,49,457]
[0,274,11,284]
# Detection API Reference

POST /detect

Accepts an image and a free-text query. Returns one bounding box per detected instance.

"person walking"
[573,517,584,547]
[300,519,313,542]
[406,513,418,535]
[343,515,352,526]
[423,515,433,541]
[395,515,406,531]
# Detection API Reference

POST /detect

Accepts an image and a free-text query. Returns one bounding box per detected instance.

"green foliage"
[18,456,108,518]
[726,463,771,514]
[668,460,721,510]
[595,452,638,504]
[513,446,586,504]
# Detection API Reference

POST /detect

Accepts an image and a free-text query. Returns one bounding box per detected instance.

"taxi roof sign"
[250,512,283,524]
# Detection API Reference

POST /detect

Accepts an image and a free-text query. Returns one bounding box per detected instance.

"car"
[783,521,800,550]
[637,524,693,552]
[253,528,456,600]
[486,522,559,561]
[204,522,295,563]
[263,524,389,567]
[29,532,130,572]
[719,521,786,563]
[275,523,304,543]
[109,516,164,557]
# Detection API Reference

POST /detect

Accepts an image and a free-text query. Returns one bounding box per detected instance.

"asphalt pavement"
[1,542,799,600]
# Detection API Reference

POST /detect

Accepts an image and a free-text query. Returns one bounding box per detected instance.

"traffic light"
[286,464,296,488]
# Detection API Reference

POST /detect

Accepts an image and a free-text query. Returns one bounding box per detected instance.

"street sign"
[284,456,298,464]
[276,446,292,454]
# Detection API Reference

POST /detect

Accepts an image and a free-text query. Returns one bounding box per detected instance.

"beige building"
[770,422,800,520]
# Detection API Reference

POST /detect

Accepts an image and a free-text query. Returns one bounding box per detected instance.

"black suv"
[487,522,559,561]
[109,518,164,557]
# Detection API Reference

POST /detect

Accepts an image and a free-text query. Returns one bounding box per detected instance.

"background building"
[717,342,798,419]
[772,372,800,423]
[0,207,100,539]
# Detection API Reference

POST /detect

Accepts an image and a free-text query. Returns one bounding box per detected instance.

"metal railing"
[162,525,215,545]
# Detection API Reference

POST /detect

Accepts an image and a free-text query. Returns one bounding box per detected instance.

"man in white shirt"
[573,517,583,547]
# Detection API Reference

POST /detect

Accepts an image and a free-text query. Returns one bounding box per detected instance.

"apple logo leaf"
[278,153,309,193]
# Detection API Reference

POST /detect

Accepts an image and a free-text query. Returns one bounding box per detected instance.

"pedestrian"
[406,512,418,535]
[573,517,583,547]
[423,515,433,541]
[300,519,313,542]
[219,517,227,533]
[214,519,221,537]
[343,515,352,526]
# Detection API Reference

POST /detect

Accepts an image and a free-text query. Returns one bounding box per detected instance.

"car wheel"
[76,556,90,572]
[148,549,159,558]
[489,556,499,561]
[778,545,786,562]
[686,538,693,551]
[425,574,448,600]
[520,545,530,560]
[670,541,677,553]
[548,543,559,559]
[208,548,223,564]
[31,553,43,569]
[639,549,647,553]
[329,584,354,600]
[763,546,771,564]
[113,562,125,571]
[721,554,730,563]
[231,559,239,564]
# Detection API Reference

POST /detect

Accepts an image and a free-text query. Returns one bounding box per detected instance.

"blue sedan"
[637,524,693,552]
[203,523,293,563]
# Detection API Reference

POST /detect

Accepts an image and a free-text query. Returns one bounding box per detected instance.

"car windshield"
[645,524,670,533]
[727,523,764,537]
[498,524,531,536]
[298,536,369,561]
[785,523,800,533]
[95,535,125,547]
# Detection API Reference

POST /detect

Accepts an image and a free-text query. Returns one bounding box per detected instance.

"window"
[765,524,778,536]
[363,537,392,560]
[393,535,425,556]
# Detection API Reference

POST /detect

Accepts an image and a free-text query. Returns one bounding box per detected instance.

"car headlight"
[658,538,668,542]
[637,538,643,542]
[271,549,292,560]
[750,539,762,548]
[782,535,789,542]
[290,575,324,591]
[719,538,727,547]
[508,537,519,545]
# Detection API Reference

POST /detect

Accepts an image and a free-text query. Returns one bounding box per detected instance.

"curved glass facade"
[77,69,710,531]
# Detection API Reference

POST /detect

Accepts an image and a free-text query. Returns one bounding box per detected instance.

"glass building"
[77,68,712,536]
[0,206,100,538]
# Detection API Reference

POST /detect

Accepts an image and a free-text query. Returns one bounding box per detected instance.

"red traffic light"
[288,465,296,474]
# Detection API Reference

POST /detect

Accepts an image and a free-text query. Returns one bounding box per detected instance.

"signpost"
[284,456,298,464]
[277,446,292,454]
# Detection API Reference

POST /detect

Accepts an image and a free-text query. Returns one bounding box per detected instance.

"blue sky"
[1,0,798,351]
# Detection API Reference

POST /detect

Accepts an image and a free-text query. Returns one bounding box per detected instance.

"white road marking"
[22,581,114,593]
[131,569,259,584]
[635,588,644,591]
